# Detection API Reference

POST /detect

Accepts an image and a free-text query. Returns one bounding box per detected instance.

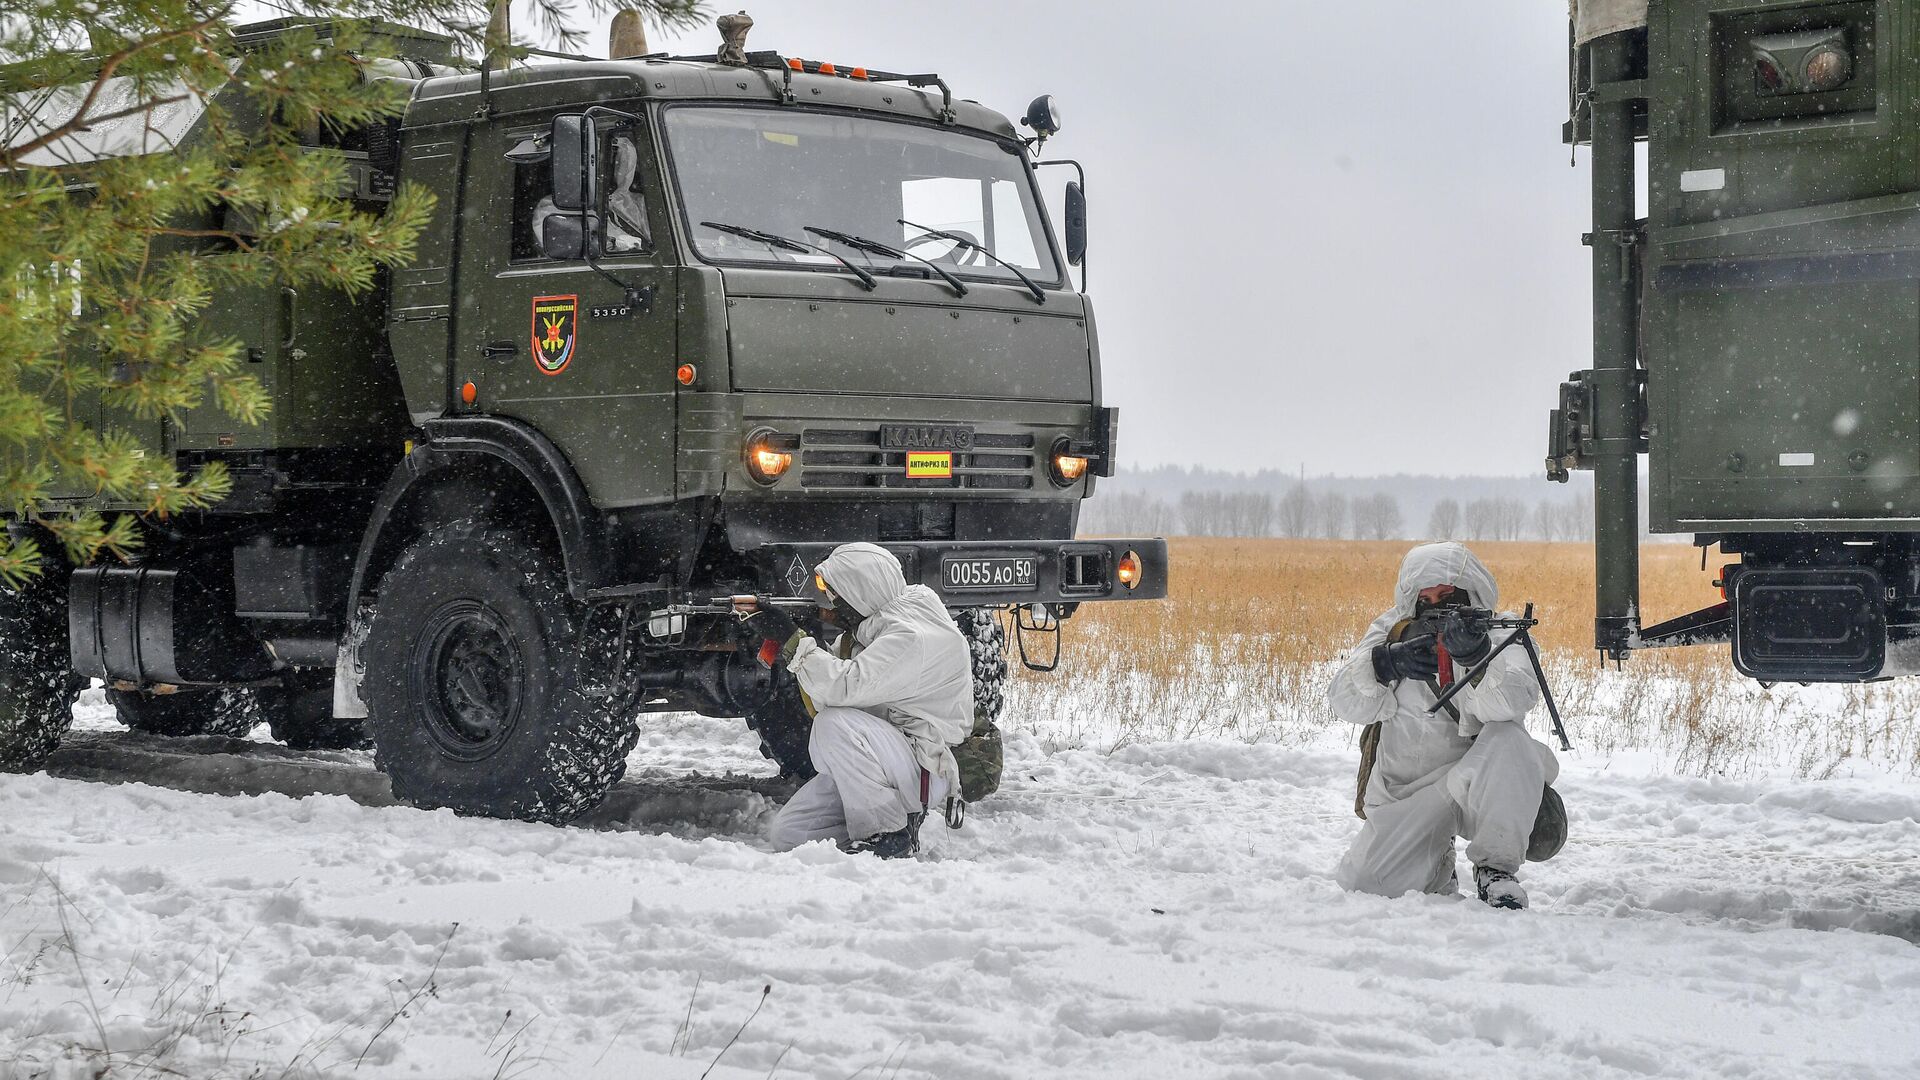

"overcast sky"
[601,2,1591,477]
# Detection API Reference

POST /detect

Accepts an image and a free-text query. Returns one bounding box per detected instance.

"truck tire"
[260,671,368,751]
[954,607,1008,724]
[745,672,815,781]
[0,543,81,770]
[362,524,638,823]
[109,688,258,738]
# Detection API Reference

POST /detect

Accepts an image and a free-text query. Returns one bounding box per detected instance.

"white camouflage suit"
[1327,543,1560,896]
[768,544,973,850]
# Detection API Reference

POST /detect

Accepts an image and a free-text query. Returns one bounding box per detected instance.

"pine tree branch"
[1,18,221,167]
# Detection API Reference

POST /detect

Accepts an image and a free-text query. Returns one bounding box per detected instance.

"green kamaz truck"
[0,16,1166,822]
[1550,0,1920,682]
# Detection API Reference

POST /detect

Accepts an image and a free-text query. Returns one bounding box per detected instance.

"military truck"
[1547,0,1920,683]
[0,16,1168,822]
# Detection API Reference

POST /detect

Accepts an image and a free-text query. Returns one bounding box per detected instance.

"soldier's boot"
[846,810,926,860]
[1474,865,1528,910]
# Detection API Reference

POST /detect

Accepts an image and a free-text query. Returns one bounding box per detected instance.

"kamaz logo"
[880,424,974,451]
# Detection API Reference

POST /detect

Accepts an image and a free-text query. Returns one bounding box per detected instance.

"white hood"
[1391,542,1500,619]
[816,542,910,629]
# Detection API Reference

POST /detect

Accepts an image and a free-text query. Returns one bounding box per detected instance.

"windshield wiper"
[804,225,969,299]
[699,220,876,291]
[898,218,1046,305]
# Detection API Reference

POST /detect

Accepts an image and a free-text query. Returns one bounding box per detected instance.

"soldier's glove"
[1438,611,1493,665]
[748,596,807,667]
[1371,634,1439,685]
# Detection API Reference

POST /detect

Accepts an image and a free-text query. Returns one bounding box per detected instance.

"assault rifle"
[637,595,821,646]
[655,595,819,619]
[1422,603,1571,751]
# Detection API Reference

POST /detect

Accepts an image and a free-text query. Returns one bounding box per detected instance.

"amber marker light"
[461,381,478,405]
[1117,550,1143,590]
[744,428,794,484]
[753,446,791,478]
[1048,437,1090,486]
[677,363,697,386]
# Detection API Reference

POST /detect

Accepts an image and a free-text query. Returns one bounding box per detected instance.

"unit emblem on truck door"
[531,294,579,375]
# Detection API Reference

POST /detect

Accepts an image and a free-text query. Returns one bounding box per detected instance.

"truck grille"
[799,428,1035,490]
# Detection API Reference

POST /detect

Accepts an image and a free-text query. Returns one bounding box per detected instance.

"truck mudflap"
[751,538,1169,609]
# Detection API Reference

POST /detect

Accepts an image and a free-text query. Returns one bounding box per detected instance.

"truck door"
[452,117,678,509]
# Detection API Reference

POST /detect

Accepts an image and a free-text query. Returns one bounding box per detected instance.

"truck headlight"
[1117,549,1143,590]
[744,428,796,484]
[1049,437,1091,487]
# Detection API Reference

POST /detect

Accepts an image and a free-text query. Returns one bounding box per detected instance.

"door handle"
[482,339,519,357]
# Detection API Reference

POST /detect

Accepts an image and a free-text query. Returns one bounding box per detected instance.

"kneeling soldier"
[1328,542,1566,909]
[752,543,972,858]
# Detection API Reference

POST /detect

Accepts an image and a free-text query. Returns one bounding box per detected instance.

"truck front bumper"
[752,538,1169,609]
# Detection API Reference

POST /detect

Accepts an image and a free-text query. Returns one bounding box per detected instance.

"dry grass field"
[1003,539,1920,779]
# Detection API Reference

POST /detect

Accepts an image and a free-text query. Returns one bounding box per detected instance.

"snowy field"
[3,683,1918,1079]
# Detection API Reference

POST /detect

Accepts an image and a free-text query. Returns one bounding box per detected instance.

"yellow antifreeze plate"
[906,451,953,478]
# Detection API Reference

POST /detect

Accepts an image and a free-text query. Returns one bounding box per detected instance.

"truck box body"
[1557,1,1920,680]
[1644,0,1920,533]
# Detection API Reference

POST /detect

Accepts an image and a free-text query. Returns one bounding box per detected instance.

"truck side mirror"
[1064,181,1087,267]
[550,113,598,212]
[541,213,591,261]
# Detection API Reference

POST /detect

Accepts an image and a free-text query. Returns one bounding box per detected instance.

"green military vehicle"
[0,16,1167,822]
[1551,0,1920,681]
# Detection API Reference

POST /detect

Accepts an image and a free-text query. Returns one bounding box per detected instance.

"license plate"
[943,555,1038,591]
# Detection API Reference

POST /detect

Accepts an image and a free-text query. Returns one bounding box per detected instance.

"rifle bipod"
[1424,603,1572,752]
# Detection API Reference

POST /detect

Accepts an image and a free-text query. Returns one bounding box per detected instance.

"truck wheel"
[260,671,368,751]
[109,688,258,738]
[362,524,638,823]
[954,607,1008,724]
[0,542,81,770]
[745,672,815,781]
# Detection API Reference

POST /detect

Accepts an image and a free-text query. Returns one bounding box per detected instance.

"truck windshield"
[662,105,1062,288]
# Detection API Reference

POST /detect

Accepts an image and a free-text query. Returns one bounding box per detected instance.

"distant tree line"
[1080,483,1595,542]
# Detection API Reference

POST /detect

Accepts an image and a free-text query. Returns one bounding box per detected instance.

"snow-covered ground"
[2,687,1918,1079]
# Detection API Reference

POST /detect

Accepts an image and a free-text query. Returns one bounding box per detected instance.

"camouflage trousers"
[768,706,948,851]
